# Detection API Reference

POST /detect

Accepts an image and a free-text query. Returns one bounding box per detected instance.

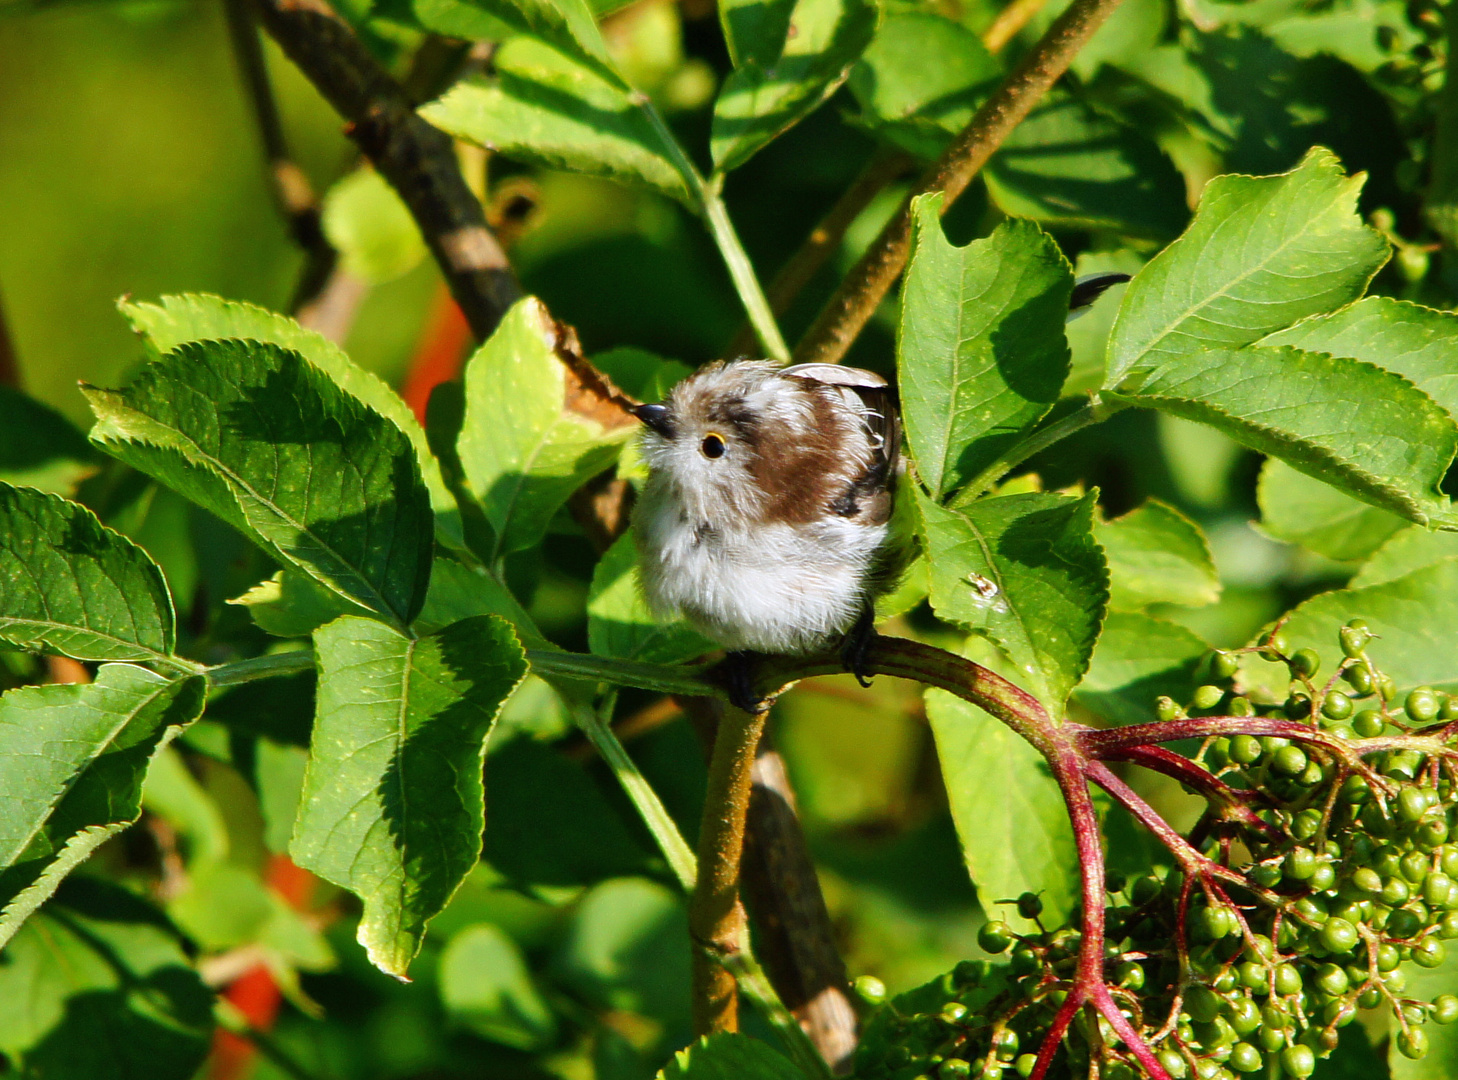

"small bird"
[630,360,901,709]
[627,271,1130,710]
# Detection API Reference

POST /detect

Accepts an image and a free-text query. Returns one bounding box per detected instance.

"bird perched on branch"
[627,272,1130,712]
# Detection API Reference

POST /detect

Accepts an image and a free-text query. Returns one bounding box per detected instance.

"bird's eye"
[701,433,726,459]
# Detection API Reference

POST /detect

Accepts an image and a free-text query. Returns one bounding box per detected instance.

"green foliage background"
[2,0,1458,1077]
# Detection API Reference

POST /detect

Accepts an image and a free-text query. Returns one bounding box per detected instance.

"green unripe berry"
[1387,967,1409,993]
[941,1002,968,1023]
[1274,963,1303,996]
[1290,649,1321,679]
[1426,871,1455,907]
[1407,687,1441,723]
[853,975,887,1004]
[1340,774,1372,804]
[1237,962,1266,991]
[1265,631,1291,658]
[1186,984,1224,1024]
[1352,709,1385,737]
[1403,851,1431,884]
[1156,696,1183,722]
[979,920,1014,954]
[1383,876,1412,906]
[1193,684,1225,710]
[1207,737,1231,771]
[1399,786,1433,823]
[1389,906,1425,939]
[1258,1025,1286,1053]
[1308,862,1336,892]
[1433,995,1458,1024]
[1378,943,1403,971]
[1209,650,1240,679]
[1399,1029,1430,1060]
[1272,745,1308,777]
[1414,938,1448,968]
[1380,673,1398,701]
[1421,818,1451,849]
[1228,1043,1262,1074]
[1230,735,1263,764]
[1115,960,1144,989]
[1352,867,1383,895]
[1319,917,1359,953]
[1285,847,1317,880]
[991,1028,1019,1060]
[1250,861,1282,888]
[1284,693,1312,720]
[1291,808,1322,841]
[1321,691,1353,720]
[1359,987,1383,1009]
[1442,911,1458,939]
[939,1060,972,1080]
[1016,892,1043,920]
[1013,1055,1036,1079]
[1009,946,1040,975]
[1281,1044,1316,1077]
[1340,625,1370,658]
[1131,875,1162,905]
[1230,696,1254,717]
[1345,663,1376,695]
[1229,996,1261,1035]
[1314,964,1348,996]
[1157,1049,1188,1078]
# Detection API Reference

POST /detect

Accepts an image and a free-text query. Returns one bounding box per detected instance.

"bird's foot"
[722,650,769,714]
[840,607,878,689]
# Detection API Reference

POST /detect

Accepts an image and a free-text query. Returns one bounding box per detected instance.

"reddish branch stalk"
[789,0,1129,366]
[1101,745,1280,841]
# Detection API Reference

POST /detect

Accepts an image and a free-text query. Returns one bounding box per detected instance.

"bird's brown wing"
[783,364,900,526]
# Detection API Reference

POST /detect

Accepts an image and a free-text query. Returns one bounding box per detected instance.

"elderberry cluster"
[851,622,1458,1080]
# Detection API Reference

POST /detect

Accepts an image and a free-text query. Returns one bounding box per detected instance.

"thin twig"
[982,0,1054,54]
[222,0,337,309]
[690,703,770,1035]
[725,149,915,358]
[790,0,1129,366]
[249,0,520,341]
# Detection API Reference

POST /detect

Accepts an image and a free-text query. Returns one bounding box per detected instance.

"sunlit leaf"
[322,167,428,284]
[1095,499,1219,610]
[899,200,1073,500]
[1257,457,1404,562]
[1075,611,1208,726]
[86,339,435,628]
[0,665,205,948]
[917,489,1108,712]
[292,614,526,977]
[0,482,181,669]
[440,923,557,1049]
[657,1032,807,1080]
[1106,148,1389,386]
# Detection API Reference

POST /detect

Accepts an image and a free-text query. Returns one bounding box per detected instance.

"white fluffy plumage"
[631,360,899,654]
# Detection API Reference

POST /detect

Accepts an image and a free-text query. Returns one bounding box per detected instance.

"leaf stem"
[949,396,1121,509]
[636,98,789,361]
[205,648,315,690]
[790,0,1130,366]
[526,649,716,697]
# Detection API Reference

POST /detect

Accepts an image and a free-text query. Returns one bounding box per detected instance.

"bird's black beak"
[630,403,676,439]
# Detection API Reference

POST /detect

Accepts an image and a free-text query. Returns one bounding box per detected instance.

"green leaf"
[120,292,461,545]
[1095,499,1220,610]
[0,482,182,669]
[1109,343,1457,526]
[925,638,1078,922]
[421,39,693,206]
[0,879,212,1079]
[415,554,549,646]
[1239,557,1458,701]
[439,923,557,1049]
[917,489,1108,712]
[657,1033,807,1080]
[0,665,206,948]
[588,532,714,663]
[1257,457,1404,562]
[898,200,1073,499]
[1257,296,1458,418]
[457,297,635,561]
[229,569,365,638]
[1105,148,1389,386]
[719,0,796,68]
[0,386,100,495]
[1351,526,1458,589]
[291,614,527,977]
[554,877,689,1019]
[322,167,428,284]
[983,92,1189,241]
[1074,611,1209,726]
[86,339,435,628]
[709,0,877,174]
[846,12,1000,161]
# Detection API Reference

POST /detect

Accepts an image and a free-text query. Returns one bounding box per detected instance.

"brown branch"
[223,0,337,310]
[789,0,1129,366]
[742,743,858,1073]
[248,0,520,341]
[690,703,770,1035]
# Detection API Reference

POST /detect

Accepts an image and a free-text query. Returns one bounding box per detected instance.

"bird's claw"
[723,651,770,714]
[841,607,877,689]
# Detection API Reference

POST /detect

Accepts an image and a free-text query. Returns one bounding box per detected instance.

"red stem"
[1103,745,1280,841]
[1081,716,1340,756]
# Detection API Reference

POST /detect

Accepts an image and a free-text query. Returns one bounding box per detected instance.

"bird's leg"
[840,606,878,689]
[723,650,769,714]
